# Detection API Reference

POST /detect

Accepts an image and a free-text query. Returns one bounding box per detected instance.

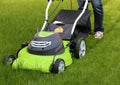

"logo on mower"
[31,41,51,48]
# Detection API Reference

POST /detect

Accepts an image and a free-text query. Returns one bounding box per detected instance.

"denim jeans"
[78,0,104,32]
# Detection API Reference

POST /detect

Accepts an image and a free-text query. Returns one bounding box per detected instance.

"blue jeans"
[78,0,104,32]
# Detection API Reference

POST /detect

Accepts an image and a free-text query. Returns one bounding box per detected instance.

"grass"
[0,0,120,85]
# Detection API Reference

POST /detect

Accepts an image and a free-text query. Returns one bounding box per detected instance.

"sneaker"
[94,31,103,39]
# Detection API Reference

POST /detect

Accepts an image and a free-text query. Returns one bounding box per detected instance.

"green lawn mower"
[3,0,91,73]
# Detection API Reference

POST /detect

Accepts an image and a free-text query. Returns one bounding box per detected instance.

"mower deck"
[12,40,72,72]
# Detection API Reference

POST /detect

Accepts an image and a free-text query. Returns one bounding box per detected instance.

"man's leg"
[91,0,104,32]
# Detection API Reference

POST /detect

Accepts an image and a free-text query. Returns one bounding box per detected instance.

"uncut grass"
[0,0,120,85]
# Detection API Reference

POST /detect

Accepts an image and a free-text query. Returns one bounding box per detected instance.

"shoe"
[94,31,103,39]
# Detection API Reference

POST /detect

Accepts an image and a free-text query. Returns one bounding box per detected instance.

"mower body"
[12,31,72,72]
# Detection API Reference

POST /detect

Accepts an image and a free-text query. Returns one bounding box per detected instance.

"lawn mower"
[3,0,91,73]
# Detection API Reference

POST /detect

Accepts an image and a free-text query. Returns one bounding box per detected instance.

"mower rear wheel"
[75,38,86,58]
[2,55,16,65]
[52,59,65,73]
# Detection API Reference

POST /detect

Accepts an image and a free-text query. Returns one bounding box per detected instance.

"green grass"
[0,0,120,85]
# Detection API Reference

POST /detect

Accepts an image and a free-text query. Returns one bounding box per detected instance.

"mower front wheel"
[52,59,65,73]
[2,55,16,65]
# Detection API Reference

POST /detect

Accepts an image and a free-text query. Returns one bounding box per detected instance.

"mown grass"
[0,0,120,85]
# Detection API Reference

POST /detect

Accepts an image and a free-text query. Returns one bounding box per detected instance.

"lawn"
[0,0,120,85]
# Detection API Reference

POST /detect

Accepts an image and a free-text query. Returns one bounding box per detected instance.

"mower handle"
[71,0,89,35]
